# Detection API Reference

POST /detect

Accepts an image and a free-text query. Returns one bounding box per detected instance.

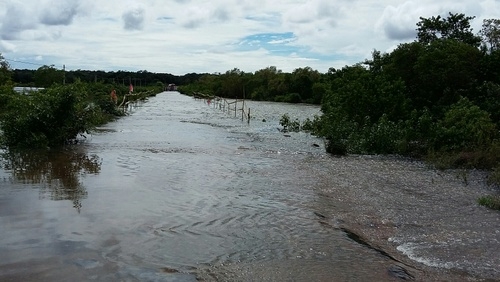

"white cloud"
[0,40,16,52]
[377,2,422,40]
[0,0,495,75]
[39,0,80,26]
[0,1,37,40]
[212,7,230,22]
[123,7,146,31]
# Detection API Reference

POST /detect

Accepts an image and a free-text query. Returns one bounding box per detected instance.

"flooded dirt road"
[0,92,498,281]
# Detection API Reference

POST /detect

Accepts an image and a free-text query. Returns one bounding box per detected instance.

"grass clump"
[477,195,500,210]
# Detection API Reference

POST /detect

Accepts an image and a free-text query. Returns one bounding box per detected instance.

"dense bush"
[0,81,162,149]
[477,195,500,210]
[279,113,301,132]
[0,83,98,148]
[432,97,498,152]
[274,93,302,103]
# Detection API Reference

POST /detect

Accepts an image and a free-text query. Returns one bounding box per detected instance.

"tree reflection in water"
[0,149,101,212]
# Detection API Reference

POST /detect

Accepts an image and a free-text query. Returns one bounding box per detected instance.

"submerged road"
[0,92,498,281]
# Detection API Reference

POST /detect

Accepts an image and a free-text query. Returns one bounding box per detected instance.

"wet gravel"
[305,154,500,281]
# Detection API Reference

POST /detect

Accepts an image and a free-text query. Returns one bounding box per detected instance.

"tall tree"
[480,18,500,52]
[34,65,64,88]
[220,68,245,98]
[250,66,285,100]
[384,42,424,102]
[0,53,12,85]
[414,39,482,112]
[416,12,481,47]
[290,67,320,103]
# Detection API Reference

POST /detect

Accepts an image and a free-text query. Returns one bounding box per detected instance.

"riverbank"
[308,155,500,281]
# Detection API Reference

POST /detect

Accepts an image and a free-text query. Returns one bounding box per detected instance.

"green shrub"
[0,83,99,148]
[285,93,302,103]
[361,114,404,154]
[478,195,500,210]
[274,93,302,103]
[488,165,500,186]
[0,85,15,115]
[433,97,498,152]
[274,95,286,102]
[250,87,267,101]
[317,112,356,155]
[325,139,348,155]
[302,115,322,134]
[279,114,300,132]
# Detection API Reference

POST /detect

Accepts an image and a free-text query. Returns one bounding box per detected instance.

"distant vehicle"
[166,84,177,91]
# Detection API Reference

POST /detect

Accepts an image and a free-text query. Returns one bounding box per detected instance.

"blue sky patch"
[235,32,345,62]
[236,32,300,55]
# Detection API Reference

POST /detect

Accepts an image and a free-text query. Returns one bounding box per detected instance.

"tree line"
[178,66,324,104]
[11,67,204,89]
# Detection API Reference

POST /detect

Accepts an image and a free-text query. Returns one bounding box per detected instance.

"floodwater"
[0,92,498,281]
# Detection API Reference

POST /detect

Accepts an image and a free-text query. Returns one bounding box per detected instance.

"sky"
[0,0,499,75]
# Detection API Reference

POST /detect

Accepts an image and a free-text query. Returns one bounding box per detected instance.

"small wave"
[396,242,456,269]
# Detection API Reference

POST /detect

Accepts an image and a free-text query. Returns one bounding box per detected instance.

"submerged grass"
[477,195,500,210]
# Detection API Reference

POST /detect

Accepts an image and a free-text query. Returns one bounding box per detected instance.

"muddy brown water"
[0,92,498,281]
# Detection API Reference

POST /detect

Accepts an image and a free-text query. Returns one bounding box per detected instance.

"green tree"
[311,82,328,104]
[0,83,99,148]
[433,97,498,152]
[0,53,12,85]
[480,18,500,52]
[251,66,281,100]
[324,63,409,126]
[12,69,35,85]
[268,72,288,99]
[416,12,481,47]
[384,42,424,106]
[219,68,245,98]
[475,81,500,127]
[34,65,64,88]
[413,39,482,113]
[289,67,320,103]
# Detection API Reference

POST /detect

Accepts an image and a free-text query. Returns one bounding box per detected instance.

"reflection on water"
[1,149,101,211]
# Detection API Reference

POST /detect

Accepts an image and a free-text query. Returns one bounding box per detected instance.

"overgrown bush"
[433,97,498,152]
[274,93,302,103]
[399,109,435,156]
[477,195,500,210]
[488,165,500,186]
[0,83,96,148]
[0,84,15,115]
[315,112,356,155]
[0,80,162,149]
[360,114,404,154]
[476,82,500,128]
[302,115,322,133]
[279,113,300,132]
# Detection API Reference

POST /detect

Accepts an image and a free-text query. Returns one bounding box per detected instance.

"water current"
[0,92,498,281]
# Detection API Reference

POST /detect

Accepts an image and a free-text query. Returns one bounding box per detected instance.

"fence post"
[241,99,245,121]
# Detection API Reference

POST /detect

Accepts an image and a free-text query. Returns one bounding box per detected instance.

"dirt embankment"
[308,155,500,281]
